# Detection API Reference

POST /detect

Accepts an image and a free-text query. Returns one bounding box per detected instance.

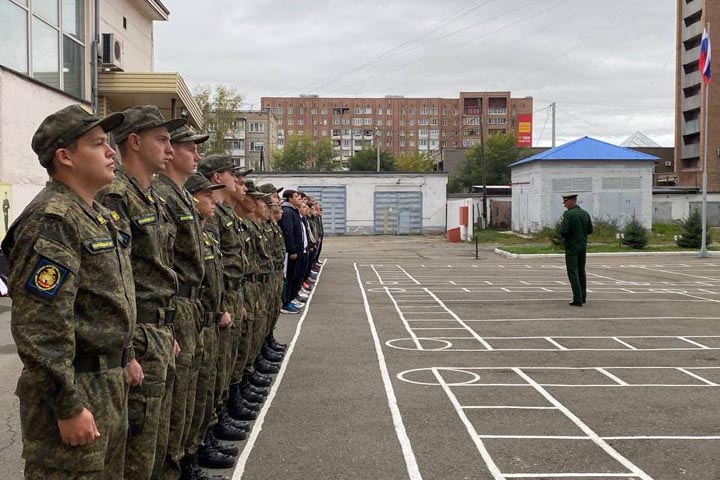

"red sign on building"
[516,114,532,147]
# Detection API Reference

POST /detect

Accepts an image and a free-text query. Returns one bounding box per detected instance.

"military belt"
[177,285,201,300]
[73,344,132,373]
[136,306,176,326]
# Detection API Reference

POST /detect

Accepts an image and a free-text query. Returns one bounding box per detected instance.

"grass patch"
[502,243,720,255]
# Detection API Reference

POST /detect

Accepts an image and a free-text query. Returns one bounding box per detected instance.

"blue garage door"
[374,191,423,235]
[298,186,347,235]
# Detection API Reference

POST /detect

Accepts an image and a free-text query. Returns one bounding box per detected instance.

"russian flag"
[700,27,711,84]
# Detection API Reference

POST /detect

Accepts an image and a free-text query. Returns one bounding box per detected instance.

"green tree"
[272,135,338,171]
[622,216,648,249]
[348,148,395,171]
[676,209,712,248]
[449,133,529,193]
[193,84,244,155]
[395,152,435,172]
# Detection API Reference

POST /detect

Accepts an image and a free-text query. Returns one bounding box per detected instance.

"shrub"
[676,209,713,248]
[591,216,620,242]
[536,218,564,248]
[622,216,648,249]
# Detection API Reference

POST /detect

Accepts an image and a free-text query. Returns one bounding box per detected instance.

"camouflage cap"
[170,124,210,144]
[245,179,269,198]
[185,172,226,194]
[234,168,254,177]
[113,105,186,144]
[197,154,242,178]
[258,183,284,195]
[32,105,125,168]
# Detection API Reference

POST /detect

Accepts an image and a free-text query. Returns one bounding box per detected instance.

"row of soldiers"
[1,104,321,480]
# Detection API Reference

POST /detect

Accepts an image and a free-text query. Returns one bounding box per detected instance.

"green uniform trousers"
[21,368,128,480]
[124,324,175,480]
[232,281,259,384]
[565,249,588,304]
[187,322,218,454]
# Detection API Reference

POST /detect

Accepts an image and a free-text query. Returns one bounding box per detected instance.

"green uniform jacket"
[200,228,225,325]
[560,205,593,253]
[212,203,250,285]
[1,181,135,445]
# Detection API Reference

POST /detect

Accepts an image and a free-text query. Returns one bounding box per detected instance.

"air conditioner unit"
[664,161,672,167]
[101,33,124,71]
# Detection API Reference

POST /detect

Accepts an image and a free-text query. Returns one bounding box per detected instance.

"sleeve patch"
[24,258,70,300]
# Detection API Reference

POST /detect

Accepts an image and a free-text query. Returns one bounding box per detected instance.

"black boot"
[179,455,195,480]
[220,408,250,431]
[206,431,239,457]
[250,371,272,387]
[198,442,236,469]
[255,358,280,374]
[240,387,265,404]
[213,414,247,441]
[227,399,259,421]
[268,335,287,351]
[241,397,261,411]
[245,383,269,397]
[261,346,284,363]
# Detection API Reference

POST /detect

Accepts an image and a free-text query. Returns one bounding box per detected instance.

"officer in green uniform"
[96,105,184,480]
[196,155,254,460]
[184,173,238,477]
[1,105,135,479]
[152,124,209,480]
[559,193,593,306]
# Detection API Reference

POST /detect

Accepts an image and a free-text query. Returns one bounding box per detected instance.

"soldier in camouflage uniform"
[1,105,135,479]
[258,183,289,353]
[96,105,184,480]
[151,125,209,480]
[196,155,254,465]
[184,173,238,476]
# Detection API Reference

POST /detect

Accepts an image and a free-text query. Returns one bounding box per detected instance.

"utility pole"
[480,113,487,229]
[375,126,381,172]
[550,102,555,148]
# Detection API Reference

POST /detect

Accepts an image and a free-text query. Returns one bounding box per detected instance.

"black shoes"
[250,372,272,387]
[569,301,583,307]
[213,417,247,441]
[206,432,239,457]
[262,347,284,363]
[255,359,280,374]
[241,388,265,404]
[198,443,236,469]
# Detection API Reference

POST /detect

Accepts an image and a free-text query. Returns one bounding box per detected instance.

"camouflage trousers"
[124,323,175,480]
[232,280,261,384]
[158,298,201,480]
[186,321,218,454]
[21,367,128,480]
[267,272,284,335]
[248,278,270,366]
[218,288,244,403]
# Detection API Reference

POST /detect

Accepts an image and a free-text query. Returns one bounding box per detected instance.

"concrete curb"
[494,248,720,259]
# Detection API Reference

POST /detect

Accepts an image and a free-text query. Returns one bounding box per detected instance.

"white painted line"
[384,287,424,351]
[232,260,328,479]
[676,368,719,386]
[544,337,567,350]
[478,435,589,440]
[596,368,629,386]
[423,288,494,350]
[464,316,718,323]
[673,291,720,303]
[511,368,654,480]
[504,474,637,478]
[449,280,457,285]
[353,263,423,480]
[462,406,557,410]
[396,264,422,285]
[462,288,471,292]
[677,337,711,349]
[603,436,720,440]
[613,337,638,350]
[370,264,386,285]
[413,327,467,330]
[432,368,504,480]
[634,265,719,281]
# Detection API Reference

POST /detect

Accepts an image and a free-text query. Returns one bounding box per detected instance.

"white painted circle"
[386,338,452,351]
[366,280,399,285]
[397,368,481,386]
[367,287,406,293]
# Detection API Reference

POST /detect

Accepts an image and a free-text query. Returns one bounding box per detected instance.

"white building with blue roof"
[510,136,658,233]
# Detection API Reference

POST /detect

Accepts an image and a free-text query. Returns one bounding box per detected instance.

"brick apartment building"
[676,0,720,191]
[261,92,532,167]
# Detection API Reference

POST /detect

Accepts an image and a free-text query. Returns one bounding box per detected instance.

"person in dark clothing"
[560,193,593,306]
[278,190,306,313]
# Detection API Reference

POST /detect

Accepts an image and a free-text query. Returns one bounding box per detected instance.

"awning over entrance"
[98,72,202,129]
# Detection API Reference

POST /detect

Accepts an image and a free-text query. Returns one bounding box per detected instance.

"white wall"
[251,173,448,235]
[512,161,653,232]
[0,69,79,228]
[100,0,156,72]
[653,193,720,225]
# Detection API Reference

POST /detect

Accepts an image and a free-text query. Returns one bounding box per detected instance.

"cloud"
[155,0,676,146]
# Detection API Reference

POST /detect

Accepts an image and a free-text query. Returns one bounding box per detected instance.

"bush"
[622,216,648,249]
[676,209,713,248]
[591,216,620,242]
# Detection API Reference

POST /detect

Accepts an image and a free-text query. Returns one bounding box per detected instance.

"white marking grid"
[358,262,720,480]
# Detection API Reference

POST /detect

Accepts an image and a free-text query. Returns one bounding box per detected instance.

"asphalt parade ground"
[1,236,719,479]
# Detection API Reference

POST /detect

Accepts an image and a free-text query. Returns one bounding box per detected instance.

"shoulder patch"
[204,254,215,261]
[178,212,195,223]
[110,211,121,221]
[25,258,70,300]
[96,214,107,225]
[43,202,70,218]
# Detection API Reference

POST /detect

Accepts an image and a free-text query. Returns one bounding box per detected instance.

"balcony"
[487,108,507,115]
[682,119,700,136]
[684,20,703,40]
[464,108,480,115]
[681,94,701,111]
[681,143,700,159]
[229,149,245,157]
[684,0,702,19]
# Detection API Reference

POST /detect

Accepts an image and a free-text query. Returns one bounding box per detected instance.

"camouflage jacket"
[1,181,135,419]
[200,228,225,322]
[212,203,249,285]
[268,221,285,272]
[249,219,273,274]
[240,218,265,275]
[152,174,204,289]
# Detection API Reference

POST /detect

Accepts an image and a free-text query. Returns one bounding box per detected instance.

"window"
[1,0,85,97]
[353,128,362,136]
[226,139,245,151]
[287,108,295,115]
[419,139,428,146]
[364,107,372,114]
[332,128,341,136]
[310,108,317,114]
[320,108,327,115]
[386,108,392,115]
[418,129,429,136]
[277,138,284,147]
[352,118,363,126]
[409,108,416,115]
[249,122,265,133]
[298,130,304,136]
[399,140,406,147]
[429,118,438,125]
[311,119,317,125]
[418,118,429,126]
[377,108,383,115]
[409,140,416,147]
[354,107,363,114]
[341,118,350,125]
[298,107,304,114]
[429,129,439,137]
[343,139,350,147]
[287,118,293,125]
[377,119,383,126]
[271,107,283,115]
[409,119,415,126]
[250,141,264,151]
[297,119,304,126]
[400,119,405,126]
[332,118,340,125]
[363,118,372,125]
[321,129,327,136]
[343,128,350,136]
[386,119,392,126]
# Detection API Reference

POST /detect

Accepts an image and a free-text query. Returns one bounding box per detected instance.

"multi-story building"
[214,110,278,170]
[261,92,532,168]
[0,0,200,242]
[675,0,719,191]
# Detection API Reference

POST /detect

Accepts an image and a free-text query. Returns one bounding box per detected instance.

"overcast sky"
[154,0,676,147]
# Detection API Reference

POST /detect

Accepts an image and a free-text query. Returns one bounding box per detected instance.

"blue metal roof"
[510,136,660,167]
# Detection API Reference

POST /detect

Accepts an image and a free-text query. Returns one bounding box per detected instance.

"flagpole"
[700,22,710,258]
